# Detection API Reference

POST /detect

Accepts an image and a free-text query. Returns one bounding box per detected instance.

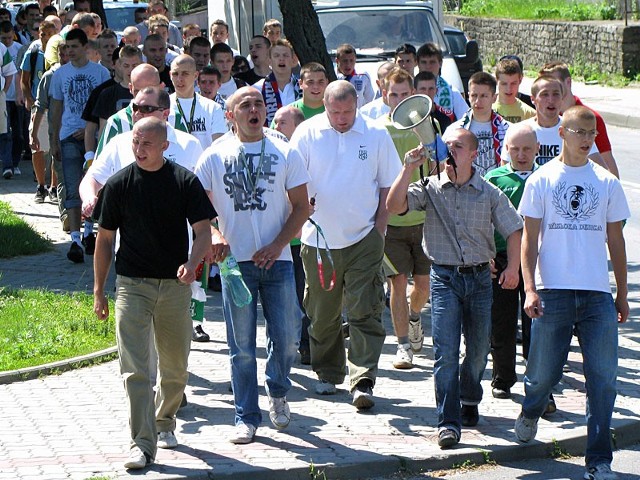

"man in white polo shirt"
[289,80,401,410]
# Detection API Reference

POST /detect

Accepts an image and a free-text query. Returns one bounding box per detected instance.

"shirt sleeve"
[606,178,630,223]
[491,185,523,239]
[185,173,217,225]
[518,177,544,219]
[94,180,122,231]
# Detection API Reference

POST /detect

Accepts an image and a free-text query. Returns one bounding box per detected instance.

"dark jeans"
[490,251,530,390]
[6,101,24,168]
[291,243,311,352]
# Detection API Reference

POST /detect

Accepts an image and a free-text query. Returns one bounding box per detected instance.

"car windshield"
[105,7,140,32]
[317,8,448,54]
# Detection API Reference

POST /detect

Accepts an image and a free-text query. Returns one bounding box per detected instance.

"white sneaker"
[315,380,337,395]
[157,430,178,448]
[392,344,413,369]
[228,422,257,444]
[13,167,21,175]
[408,319,424,352]
[268,396,291,429]
[124,446,153,469]
[584,464,618,480]
[514,412,538,442]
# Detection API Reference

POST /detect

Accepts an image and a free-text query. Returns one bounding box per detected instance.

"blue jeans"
[522,289,618,468]
[430,264,493,436]
[60,136,85,209]
[222,260,302,428]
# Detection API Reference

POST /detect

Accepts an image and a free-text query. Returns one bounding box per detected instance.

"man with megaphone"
[387,127,523,449]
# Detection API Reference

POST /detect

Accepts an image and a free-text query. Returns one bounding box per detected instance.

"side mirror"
[465,40,479,63]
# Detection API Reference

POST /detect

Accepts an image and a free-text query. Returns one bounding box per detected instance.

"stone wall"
[444,15,640,77]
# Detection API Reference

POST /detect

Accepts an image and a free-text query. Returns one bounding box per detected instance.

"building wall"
[444,15,640,77]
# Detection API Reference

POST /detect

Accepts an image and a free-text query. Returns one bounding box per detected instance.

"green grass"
[0,288,116,371]
[459,0,618,21]
[0,200,53,258]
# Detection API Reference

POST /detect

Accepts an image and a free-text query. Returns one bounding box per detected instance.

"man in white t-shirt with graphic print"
[515,106,629,480]
[169,54,227,149]
[195,86,309,445]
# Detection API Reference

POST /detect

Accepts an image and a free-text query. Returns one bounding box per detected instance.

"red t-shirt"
[574,96,612,154]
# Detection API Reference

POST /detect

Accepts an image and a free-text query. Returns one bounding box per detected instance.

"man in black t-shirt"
[92,117,228,470]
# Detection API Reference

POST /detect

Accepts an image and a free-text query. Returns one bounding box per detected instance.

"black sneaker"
[82,233,96,255]
[67,242,84,263]
[299,348,311,365]
[461,404,479,427]
[192,324,210,342]
[437,428,460,449]
[544,393,557,415]
[48,186,58,201]
[34,185,47,204]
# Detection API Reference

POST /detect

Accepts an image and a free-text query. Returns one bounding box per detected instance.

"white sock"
[83,221,94,237]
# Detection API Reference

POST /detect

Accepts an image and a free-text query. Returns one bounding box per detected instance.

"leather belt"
[438,262,490,274]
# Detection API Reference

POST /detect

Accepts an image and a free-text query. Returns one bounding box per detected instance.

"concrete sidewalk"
[1,100,640,480]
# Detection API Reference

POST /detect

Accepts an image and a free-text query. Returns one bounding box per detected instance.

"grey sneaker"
[392,344,413,369]
[408,319,424,352]
[124,446,153,469]
[268,396,291,429]
[228,422,257,444]
[157,431,178,448]
[514,412,539,442]
[315,380,337,395]
[584,463,618,480]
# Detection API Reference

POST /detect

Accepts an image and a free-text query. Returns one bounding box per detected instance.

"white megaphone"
[391,94,436,162]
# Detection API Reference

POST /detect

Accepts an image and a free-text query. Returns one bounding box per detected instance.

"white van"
[315,0,464,91]
[210,0,464,91]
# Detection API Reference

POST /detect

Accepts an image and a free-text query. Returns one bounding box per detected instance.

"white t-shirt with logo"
[469,119,496,177]
[195,134,310,262]
[218,78,238,100]
[518,159,629,293]
[170,93,227,150]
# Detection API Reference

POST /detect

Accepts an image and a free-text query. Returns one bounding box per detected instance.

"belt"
[438,262,490,274]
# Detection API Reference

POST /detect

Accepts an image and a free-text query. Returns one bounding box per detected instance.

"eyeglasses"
[565,128,598,139]
[131,103,164,114]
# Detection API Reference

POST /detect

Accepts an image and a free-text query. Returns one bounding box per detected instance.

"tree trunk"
[89,0,107,29]
[278,0,337,81]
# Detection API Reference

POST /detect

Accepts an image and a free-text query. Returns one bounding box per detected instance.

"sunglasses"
[131,103,164,113]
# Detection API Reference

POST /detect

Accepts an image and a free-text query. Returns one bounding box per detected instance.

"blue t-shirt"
[50,60,110,140]
[20,47,46,99]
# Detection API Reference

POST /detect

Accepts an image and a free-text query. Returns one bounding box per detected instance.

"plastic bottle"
[219,254,253,308]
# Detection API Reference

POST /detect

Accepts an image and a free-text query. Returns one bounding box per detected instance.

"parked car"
[443,25,482,98]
